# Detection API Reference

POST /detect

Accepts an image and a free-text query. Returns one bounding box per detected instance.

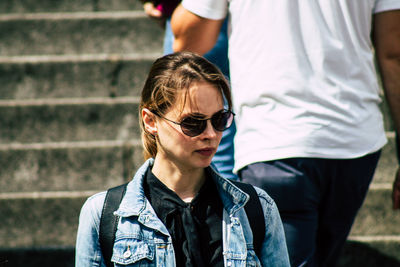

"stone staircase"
[0,1,399,266]
[0,1,162,266]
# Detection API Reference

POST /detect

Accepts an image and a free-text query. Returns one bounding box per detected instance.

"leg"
[163,19,174,55]
[315,151,381,267]
[203,19,230,77]
[239,159,324,267]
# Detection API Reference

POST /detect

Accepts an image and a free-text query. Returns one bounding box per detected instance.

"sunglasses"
[153,109,235,137]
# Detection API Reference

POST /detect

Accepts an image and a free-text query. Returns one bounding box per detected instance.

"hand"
[143,2,163,19]
[393,168,400,210]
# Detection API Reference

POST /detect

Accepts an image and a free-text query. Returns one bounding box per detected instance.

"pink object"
[155,0,180,17]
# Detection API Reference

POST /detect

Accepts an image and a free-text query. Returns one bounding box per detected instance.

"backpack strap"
[99,183,128,267]
[231,181,266,256]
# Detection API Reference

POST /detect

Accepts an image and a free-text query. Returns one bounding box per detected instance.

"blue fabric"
[164,18,237,180]
[239,151,381,267]
[75,159,290,266]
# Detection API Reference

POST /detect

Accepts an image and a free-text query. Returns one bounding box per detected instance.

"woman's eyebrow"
[184,109,225,118]
[183,112,206,118]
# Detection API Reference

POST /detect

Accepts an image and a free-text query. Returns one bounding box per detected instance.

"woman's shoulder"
[251,185,280,219]
[252,186,274,206]
[85,191,107,208]
[79,191,107,226]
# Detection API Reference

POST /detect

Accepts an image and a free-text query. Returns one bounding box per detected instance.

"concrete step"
[374,132,397,184]
[338,239,400,266]
[0,97,141,144]
[0,246,75,267]
[0,98,396,145]
[0,0,142,14]
[1,240,399,267]
[1,183,398,248]
[0,54,160,100]
[0,59,394,133]
[351,186,400,236]
[0,140,142,193]
[381,100,395,132]
[0,191,90,248]
[0,12,164,56]
[0,129,396,192]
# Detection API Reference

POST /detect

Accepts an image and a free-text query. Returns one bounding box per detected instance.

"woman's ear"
[142,108,158,135]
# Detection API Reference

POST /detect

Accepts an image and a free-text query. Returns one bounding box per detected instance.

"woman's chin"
[198,158,214,169]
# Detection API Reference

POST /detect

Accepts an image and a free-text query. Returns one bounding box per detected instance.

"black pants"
[239,151,381,267]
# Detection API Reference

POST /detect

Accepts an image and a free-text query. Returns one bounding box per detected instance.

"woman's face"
[155,81,224,171]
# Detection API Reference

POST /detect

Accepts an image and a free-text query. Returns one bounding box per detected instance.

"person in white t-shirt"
[171,1,400,266]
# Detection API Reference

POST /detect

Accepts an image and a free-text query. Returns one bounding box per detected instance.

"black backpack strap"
[99,183,128,267]
[232,181,265,256]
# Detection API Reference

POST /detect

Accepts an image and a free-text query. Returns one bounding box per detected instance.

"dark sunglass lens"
[180,117,206,137]
[212,111,232,131]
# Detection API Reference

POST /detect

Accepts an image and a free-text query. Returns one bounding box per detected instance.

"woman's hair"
[139,51,232,159]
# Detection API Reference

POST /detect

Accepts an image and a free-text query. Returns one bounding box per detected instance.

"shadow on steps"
[0,241,399,267]
[0,247,74,267]
[337,241,400,267]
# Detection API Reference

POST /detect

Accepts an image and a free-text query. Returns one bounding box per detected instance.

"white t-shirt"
[182,0,400,172]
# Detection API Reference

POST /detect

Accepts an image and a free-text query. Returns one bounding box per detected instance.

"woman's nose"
[200,120,218,139]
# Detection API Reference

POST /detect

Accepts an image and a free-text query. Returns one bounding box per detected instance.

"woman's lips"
[196,148,215,157]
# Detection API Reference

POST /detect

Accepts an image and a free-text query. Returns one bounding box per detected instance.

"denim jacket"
[75,159,290,266]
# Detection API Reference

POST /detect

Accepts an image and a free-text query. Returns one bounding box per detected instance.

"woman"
[75,52,289,266]
[142,0,236,180]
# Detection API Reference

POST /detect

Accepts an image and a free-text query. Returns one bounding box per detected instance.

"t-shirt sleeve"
[374,0,400,13]
[181,0,228,20]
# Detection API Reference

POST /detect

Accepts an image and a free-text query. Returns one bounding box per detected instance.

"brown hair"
[139,51,232,159]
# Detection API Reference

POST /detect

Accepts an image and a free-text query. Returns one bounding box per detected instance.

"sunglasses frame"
[152,109,235,137]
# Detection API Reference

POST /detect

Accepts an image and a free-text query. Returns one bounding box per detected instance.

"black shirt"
[143,168,224,267]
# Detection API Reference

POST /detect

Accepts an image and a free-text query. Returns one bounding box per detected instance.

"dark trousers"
[239,151,381,267]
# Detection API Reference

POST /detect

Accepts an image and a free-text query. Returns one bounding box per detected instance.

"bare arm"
[171,4,224,55]
[373,10,400,210]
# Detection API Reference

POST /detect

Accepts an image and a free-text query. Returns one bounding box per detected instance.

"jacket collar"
[208,166,249,215]
[115,159,249,218]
